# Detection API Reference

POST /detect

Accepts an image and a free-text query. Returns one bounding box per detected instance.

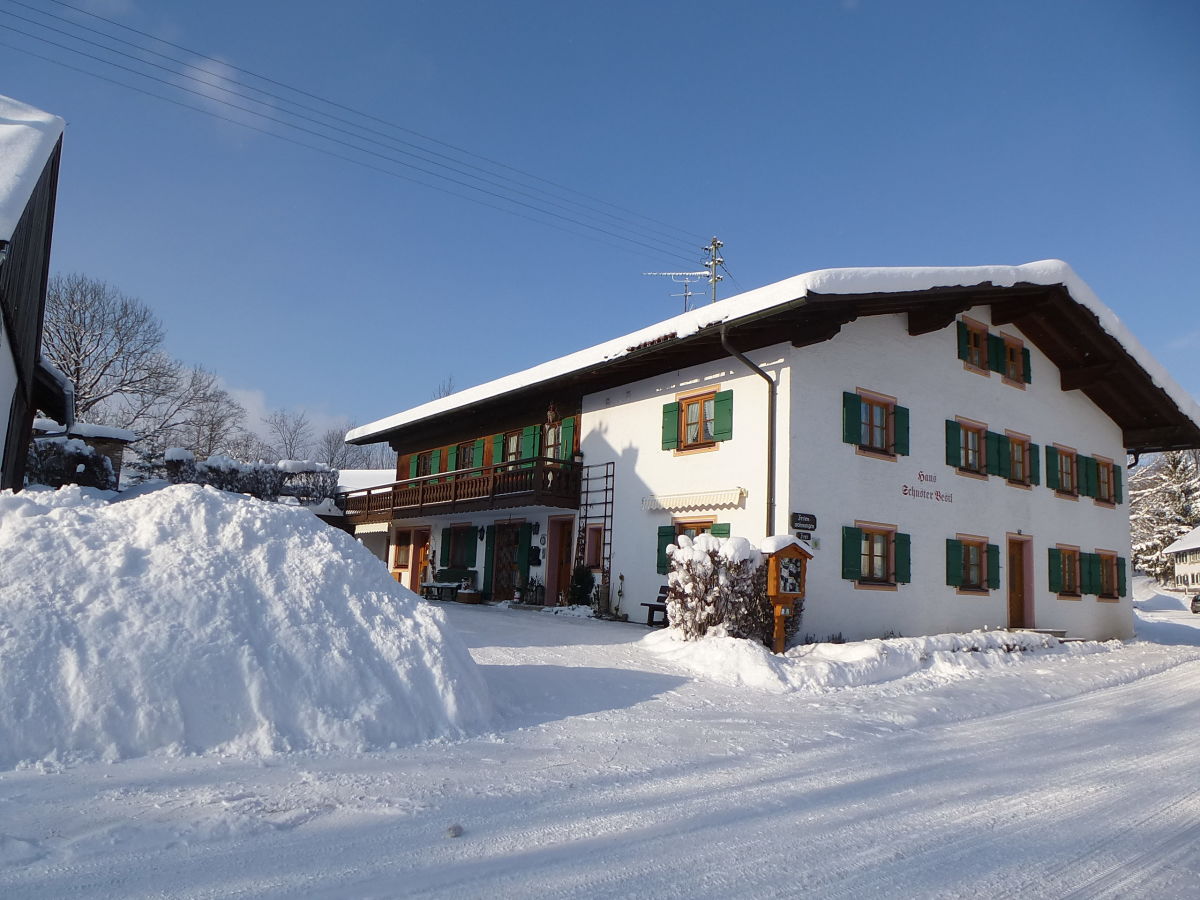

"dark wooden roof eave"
[358,281,1200,455]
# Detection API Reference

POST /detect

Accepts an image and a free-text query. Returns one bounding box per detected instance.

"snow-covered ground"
[2,574,1199,897]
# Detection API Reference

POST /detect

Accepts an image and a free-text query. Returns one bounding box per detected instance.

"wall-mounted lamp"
[477,527,486,541]
[532,522,540,535]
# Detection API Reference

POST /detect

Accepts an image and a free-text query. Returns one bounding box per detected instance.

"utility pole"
[703,237,724,303]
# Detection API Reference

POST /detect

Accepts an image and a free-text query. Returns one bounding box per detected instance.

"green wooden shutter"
[997,435,1012,480]
[1079,552,1094,594]
[842,392,862,445]
[472,438,486,474]
[657,525,676,575]
[408,454,419,479]
[1030,443,1041,485]
[431,449,442,474]
[986,432,1002,476]
[1117,557,1128,598]
[483,525,496,599]
[1113,464,1123,503]
[445,445,458,477]
[1048,548,1063,593]
[439,527,452,569]
[893,405,910,456]
[560,416,576,459]
[945,420,962,467]
[841,526,862,580]
[946,539,964,587]
[987,544,1000,590]
[709,523,731,538]
[661,402,680,451]
[987,334,1006,374]
[1045,446,1059,490]
[1076,456,1092,498]
[520,425,539,463]
[956,320,969,360]
[1088,553,1102,595]
[712,390,733,442]
[517,523,533,585]
[492,434,504,466]
[463,527,478,567]
[894,532,911,584]
[1022,347,1032,383]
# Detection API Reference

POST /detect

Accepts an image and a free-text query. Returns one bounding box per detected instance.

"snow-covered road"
[2,599,1199,898]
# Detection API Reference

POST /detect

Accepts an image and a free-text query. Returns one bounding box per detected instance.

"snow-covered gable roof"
[1164,525,1200,556]
[348,260,1200,451]
[0,95,65,243]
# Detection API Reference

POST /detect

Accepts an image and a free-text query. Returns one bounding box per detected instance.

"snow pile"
[0,484,492,769]
[643,627,1118,693]
[542,605,595,618]
[1131,575,1189,612]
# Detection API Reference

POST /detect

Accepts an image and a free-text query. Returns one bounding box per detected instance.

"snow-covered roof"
[1164,525,1200,556]
[0,95,65,243]
[33,418,136,442]
[337,468,396,493]
[348,260,1200,447]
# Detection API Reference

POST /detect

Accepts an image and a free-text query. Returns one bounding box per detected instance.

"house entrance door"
[492,524,520,604]
[410,528,431,593]
[546,517,574,606]
[1008,537,1030,629]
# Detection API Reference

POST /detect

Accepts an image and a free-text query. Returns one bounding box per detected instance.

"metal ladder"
[575,462,615,605]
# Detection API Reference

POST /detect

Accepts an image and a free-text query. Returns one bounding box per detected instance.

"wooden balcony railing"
[338,456,582,522]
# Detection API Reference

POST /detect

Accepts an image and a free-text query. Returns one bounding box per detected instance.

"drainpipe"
[720,324,776,538]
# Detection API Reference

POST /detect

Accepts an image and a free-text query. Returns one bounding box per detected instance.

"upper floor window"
[504,430,522,462]
[661,390,733,452]
[1095,458,1115,504]
[1049,546,1081,595]
[416,451,433,477]
[960,420,987,474]
[543,422,562,460]
[962,319,988,370]
[956,319,1032,384]
[842,390,909,458]
[1045,445,1078,495]
[456,440,476,470]
[1098,551,1119,599]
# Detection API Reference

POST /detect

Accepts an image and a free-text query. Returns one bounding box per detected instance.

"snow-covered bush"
[666,534,771,645]
[25,436,116,491]
[153,452,337,503]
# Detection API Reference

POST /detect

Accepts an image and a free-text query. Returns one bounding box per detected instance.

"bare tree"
[41,274,179,419]
[312,424,397,472]
[432,374,456,400]
[263,408,313,461]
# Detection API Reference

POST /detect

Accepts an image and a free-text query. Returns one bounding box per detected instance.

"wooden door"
[409,529,431,593]
[492,524,520,604]
[546,518,574,606]
[1008,538,1028,629]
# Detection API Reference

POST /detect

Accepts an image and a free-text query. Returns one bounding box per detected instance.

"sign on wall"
[791,512,817,531]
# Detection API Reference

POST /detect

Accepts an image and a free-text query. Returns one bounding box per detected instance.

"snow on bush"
[666,533,771,644]
[0,484,492,768]
[644,628,1120,693]
[26,435,116,491]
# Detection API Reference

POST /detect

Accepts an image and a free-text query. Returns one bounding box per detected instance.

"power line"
[0,38,697,266]
[6,0,704,257]
[3,22,703,266]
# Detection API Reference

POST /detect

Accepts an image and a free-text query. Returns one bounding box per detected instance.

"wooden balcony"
[338,457,582,525]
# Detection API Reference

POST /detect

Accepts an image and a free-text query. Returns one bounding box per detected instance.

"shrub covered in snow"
[25,435,116,491]
[666,533,771,645]
[0,483,493,768]
[150,452,339,504]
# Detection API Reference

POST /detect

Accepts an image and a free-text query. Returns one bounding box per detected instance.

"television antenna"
[642,271,707,312]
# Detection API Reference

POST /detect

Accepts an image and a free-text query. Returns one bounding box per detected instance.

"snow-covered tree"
[1130,451,1199,580]
[666,534,771,644]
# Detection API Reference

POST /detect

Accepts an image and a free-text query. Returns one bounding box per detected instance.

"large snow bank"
[0,484,492,768]
[643,627,1118,693]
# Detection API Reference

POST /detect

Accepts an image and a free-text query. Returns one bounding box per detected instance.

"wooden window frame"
[543,422,562,461]
[680,391,717,451]
[959,536,988,593]
[1093,456,1115,506]
[584,523,604,568]
[958,417,988,477]
[674,517,716,540]
[456,440,476,472]
[1055,445,1078,497]
[415,451,433,478]
[391,528,412,569]
[448,525,476,569]
[1001,334,1027,388]
[1006,430,1032,488]
[503,430,522,463]
[1057,544,1082,598]
[963,317,989,374]
[1096,550,1119,600]
[856,520,896,591]
[853,388,902,462]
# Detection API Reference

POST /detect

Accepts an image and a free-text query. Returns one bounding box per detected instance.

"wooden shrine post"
[765,541,812,654]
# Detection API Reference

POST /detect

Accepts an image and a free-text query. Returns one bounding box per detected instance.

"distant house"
[0,95,69,491]
[341,261,1200,641]
[1164,526,1200,590]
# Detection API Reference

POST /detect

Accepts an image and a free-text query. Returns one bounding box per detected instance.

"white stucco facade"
[580,305,1133,641]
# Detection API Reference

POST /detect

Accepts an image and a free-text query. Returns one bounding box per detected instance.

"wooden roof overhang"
[358,281,1200,456]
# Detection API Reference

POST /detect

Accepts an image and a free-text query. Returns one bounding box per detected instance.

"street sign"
[791,512,817,531]
[796,531,811,541]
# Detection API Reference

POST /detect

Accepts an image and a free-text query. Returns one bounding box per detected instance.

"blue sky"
[4,0,1198,438]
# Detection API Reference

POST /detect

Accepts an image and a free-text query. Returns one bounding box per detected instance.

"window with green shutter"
[894,532,911,584]
[1047,547,1063,593]
[844,390,906,457]
[946,537,995,591]
[1112,464,1123,504]
[1117,557,1128,597]
[560,416,576,460]
[712,391,733,441]
[661,402,680,451]
[987,334,1007,374]
[845,525,907,584]
[946,538,964,587]
[841,526,863,580]
[945,420,962,467]
[1029,443,1041,485]
[1045,446,1059,491]
[664,392,733,451]
[986,544,1000,590]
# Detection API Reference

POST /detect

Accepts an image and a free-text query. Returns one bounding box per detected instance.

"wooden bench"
[641,585,669,627]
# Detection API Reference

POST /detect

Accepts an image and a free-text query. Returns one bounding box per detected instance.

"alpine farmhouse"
[341,261,1200,642]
